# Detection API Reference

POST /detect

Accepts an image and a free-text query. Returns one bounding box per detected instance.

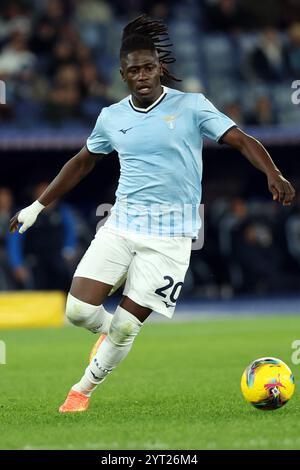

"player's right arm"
[9,146,103,234]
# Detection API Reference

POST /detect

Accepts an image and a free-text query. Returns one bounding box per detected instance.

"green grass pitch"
[1,315,300,450]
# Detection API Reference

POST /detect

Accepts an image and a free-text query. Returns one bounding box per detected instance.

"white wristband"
[17,200,45,233]
[31,200,45,214]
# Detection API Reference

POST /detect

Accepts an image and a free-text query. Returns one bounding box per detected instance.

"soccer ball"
[241,357,295,410]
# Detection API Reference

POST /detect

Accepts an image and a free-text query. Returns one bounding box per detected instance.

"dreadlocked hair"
[120,14,181,85]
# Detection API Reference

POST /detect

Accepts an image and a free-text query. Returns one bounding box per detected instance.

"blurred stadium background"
[1,0,300,327]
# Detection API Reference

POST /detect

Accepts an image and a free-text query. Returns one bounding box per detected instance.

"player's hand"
[267,173,295,206]
[9,200,45,234]
[9,207,39,234]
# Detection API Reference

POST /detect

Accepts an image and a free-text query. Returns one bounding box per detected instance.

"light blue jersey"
[87,86,236,237]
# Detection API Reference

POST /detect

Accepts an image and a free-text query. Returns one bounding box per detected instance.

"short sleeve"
[86,109,114,155]
[196,94,236,143]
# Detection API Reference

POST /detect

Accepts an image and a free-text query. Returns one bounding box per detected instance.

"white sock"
[72,306,142,396]
[66,293,113,334]
[72,374,98,397]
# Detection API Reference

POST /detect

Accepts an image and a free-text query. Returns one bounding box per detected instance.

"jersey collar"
[129,86,168,113]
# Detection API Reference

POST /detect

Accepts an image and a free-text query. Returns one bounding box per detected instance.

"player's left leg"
[66,278,114,334]
[59,297,151,413]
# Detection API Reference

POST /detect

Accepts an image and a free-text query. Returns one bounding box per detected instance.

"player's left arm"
[221,127,295,206]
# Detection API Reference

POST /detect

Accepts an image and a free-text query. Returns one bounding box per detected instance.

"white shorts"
[73,226,192,318]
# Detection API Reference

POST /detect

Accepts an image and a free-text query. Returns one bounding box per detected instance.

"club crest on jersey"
[162,114,179,130]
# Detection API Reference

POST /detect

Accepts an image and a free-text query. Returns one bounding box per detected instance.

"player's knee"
[108,306,142,347]
[65,293,97,327]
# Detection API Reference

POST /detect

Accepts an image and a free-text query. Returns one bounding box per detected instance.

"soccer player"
[9,15,295,413]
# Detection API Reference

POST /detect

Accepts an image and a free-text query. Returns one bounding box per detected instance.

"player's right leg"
[65,226,132,335]
[60,297,152,413]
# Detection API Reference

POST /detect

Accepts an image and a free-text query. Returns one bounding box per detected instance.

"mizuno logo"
[119,127,133,134]
[163,301,175,309]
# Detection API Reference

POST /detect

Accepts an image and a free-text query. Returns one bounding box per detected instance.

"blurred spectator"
[218,198,248,259]
[187,253,218,299]
[105,68,129,102]
[80,61,111,120]
[75,43,93,64]
[0,98,14,122]
[245,96,278,126]
[0,187,14,290]
[215,197,247,293]
[0,30,36,77]
[40,0,68,28]
[249,28,288,82]
[81,62,107,99]
[6,182,78,291]
[0,0,32,41]
[234,219,282,294]
[53,63,81,88]
[74,0,113,24]
[285,23,300,78]
[282,0,300,29]
[44,64,83,123]
[29,17,59,57]
[44,86,82,124]
[241,0,282,29]
[224,101,245,126]
[48,40,77,77]
[147,2,170,20]
[215,198,300,295]
[204,0,251,33]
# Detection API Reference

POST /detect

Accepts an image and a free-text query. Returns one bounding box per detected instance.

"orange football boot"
[59,390,90,413]
[89,333,107,363]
